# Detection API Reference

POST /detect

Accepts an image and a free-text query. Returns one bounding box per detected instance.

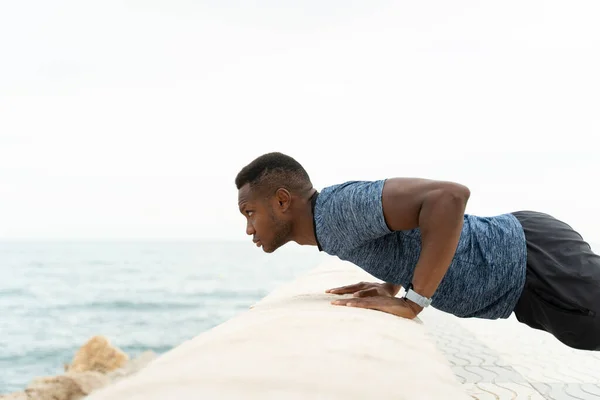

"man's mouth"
[254,240,261,247]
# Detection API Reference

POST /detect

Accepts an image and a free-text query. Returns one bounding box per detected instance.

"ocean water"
[0,241,328,394]
[2,240,599,395]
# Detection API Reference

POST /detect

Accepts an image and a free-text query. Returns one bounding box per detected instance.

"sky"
[0,1,599,243]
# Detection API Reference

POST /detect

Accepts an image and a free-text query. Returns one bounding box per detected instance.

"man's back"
[313,179,528,319]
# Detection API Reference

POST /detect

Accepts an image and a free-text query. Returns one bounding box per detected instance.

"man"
[235,152,600,351]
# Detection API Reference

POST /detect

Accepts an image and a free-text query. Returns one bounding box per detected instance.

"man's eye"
[246,211,254,216]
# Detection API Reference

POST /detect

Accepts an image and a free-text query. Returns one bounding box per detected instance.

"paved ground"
[419,308,600,399]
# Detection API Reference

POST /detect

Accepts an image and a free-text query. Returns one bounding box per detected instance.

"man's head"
[235,152,313,253]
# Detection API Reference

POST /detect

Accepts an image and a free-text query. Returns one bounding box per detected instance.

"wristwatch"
[403,283,432,308]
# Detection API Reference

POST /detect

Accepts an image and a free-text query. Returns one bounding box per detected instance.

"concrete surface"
[85,259,469,400]
[420,299,600,399]
[85,258,600,399]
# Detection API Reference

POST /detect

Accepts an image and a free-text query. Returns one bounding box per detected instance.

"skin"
[237,183,318,253]
[238,177,470,319]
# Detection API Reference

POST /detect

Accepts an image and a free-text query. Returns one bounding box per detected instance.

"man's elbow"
[434,183,470,209]
[451,183,470,204]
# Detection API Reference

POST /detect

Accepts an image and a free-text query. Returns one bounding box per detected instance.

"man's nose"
[246,221,255,236]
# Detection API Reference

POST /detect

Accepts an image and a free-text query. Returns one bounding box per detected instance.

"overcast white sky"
[1,1,599,243]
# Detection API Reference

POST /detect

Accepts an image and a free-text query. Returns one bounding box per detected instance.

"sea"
[0,241,329,394]
[2,240,599,395]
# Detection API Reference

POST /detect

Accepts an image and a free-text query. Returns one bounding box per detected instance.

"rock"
[66,336,129,374]
[107,351,157,384]
[0,394,28,400]
[0,336,154,400]
[23,372,108,400]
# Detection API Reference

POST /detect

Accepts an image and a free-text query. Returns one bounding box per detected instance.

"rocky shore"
[0,336,156,400]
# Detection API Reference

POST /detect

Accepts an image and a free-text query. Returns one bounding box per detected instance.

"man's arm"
[381,178,470,308]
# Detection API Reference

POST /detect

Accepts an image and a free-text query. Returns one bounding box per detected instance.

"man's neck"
[291,189,319,247]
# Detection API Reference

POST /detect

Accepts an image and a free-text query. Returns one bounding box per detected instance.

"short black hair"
[235,152,312,195]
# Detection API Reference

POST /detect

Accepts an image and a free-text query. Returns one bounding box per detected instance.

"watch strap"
[404,284,432,308]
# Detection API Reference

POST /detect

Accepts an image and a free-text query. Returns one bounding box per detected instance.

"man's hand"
[330,296,421,319]
[325,281,401,298]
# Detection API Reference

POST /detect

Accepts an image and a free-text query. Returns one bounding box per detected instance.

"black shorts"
[511,211,600,351]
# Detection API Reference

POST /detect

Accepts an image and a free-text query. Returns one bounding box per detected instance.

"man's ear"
[274,188,292,211]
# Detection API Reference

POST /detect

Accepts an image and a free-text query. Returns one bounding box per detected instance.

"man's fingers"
[325,282,366,294]
[326,285,361,294]
[331,298,365,306]
[331,297,389,312]
[349,300,390,314]
[331,297,417,319]
[353,288,378,298]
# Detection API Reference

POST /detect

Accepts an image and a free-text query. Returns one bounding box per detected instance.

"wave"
[120,344,173,355]
[0,347,74,363]
[0,288,30,296]
[51,300,203,311]
[180,289,267,300]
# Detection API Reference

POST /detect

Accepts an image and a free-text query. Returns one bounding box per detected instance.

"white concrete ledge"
[87,259,469,399]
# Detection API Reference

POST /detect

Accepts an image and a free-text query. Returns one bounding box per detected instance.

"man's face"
[238,184,292,253]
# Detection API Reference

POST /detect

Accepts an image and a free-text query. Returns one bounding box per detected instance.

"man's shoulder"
[318,179,387,203]
[316,179,388,222]
[314,179,392,255]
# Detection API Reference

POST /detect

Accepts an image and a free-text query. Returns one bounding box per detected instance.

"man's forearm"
[411,188,469,300]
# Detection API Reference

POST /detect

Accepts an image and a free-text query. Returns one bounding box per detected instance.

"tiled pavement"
[419,308,600,399]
